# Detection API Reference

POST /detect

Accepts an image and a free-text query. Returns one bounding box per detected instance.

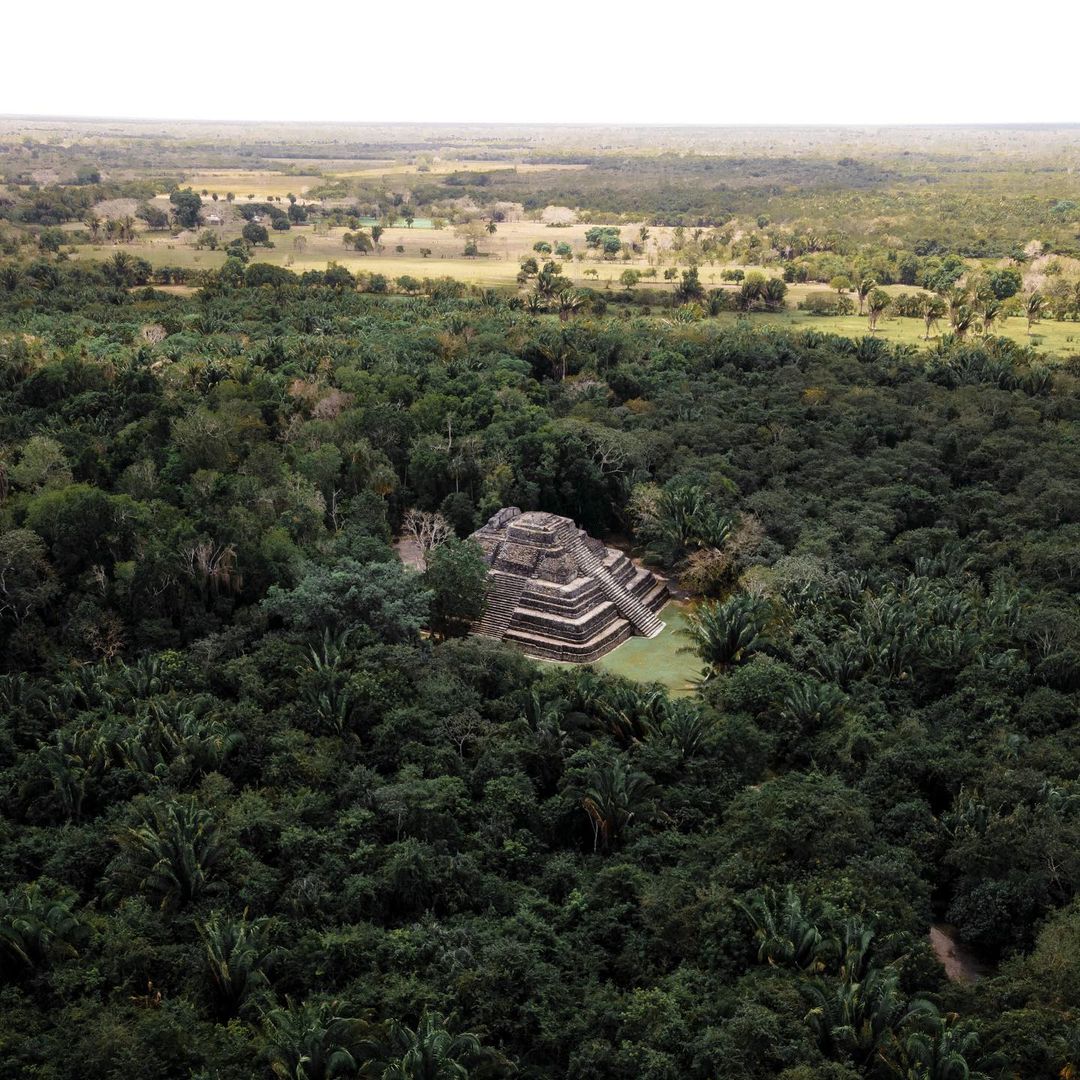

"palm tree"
[920,294,946,339]
[1026,290,1046,334]
[866,288,891,334]
[951,307,975,342]
[735,885,829,972]
[0,883,84,975]
[199,910,276,1019]
[682,592,774,676]
[523,291,546,315]
[114,798,225,909]
[781,680,846,733]
[856,277,875,315]
[30,726,109,823]
[370,1010,496,1079]
[299,629,357,735]
[0,264,21,292]
[534,328,577,381]
[633,482,732,563]
[659,699,715,759]
[554,289,585,322]
[580,756,657,851]
[83,212,102,241]
[880,1013,985,1080]
[945,287,969,329]
[762,276,788,311]
[803,964,937,1068]
[580,679,667,746]
[979,296,1001,337]
[486,220,497,235]
[264,999,371,1080]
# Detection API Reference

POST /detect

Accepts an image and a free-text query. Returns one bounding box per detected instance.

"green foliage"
[423,538,488,641]
[0,264,1077,1078]
[263,559,430,642]
[169,188,203,230]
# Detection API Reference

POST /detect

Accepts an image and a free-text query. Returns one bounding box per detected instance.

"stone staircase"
[473,572,527,640]
[556,523,665,638]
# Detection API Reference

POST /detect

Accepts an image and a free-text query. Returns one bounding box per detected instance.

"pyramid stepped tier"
[473,572,527,641]
[469,509,668,662]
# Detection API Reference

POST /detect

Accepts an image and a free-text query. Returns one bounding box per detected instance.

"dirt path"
[393,536,425,571]
[929,924,989,983]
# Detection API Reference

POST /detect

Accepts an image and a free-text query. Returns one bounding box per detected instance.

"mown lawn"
[595,602,701,696]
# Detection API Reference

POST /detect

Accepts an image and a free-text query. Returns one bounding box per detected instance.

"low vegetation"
[1,121,1079,1079]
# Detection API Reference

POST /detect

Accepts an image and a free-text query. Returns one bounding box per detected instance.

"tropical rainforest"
[1,122,1080,1080]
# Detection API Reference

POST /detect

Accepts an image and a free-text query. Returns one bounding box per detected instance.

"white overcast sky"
[2,0,1076,125]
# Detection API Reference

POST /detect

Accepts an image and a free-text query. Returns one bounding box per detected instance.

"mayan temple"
[468,508,668,662]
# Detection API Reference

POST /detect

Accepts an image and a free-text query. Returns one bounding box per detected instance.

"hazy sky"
[3,0,1076,126]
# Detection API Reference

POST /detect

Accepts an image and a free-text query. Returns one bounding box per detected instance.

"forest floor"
[929,924,991,983]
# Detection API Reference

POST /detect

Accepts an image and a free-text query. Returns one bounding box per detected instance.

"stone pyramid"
[469,508,667,662]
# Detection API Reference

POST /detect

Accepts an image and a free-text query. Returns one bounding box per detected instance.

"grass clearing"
[594,602,701,696]
[183,171,324,199]
[69,220,1080,357]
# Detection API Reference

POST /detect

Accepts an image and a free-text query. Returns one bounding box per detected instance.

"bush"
[798,292,855,316]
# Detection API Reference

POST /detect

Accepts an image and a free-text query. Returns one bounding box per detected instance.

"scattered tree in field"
[856,277,875,315]
[919,293,946,339]
[675,267,705,304]
[169,188,203,230]
[342,230,373,253]
[136,203,169,230]
[866,288,891,333]
[979,295,1002,337]
[242,222,270,247]
[762,276,788,310]
[1026,290,1046,334]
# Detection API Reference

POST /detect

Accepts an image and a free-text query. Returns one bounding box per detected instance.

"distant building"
[469,509,667,661]
[206,214,223,226]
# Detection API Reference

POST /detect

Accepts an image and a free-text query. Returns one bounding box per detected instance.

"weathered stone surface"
[469,508,668,661]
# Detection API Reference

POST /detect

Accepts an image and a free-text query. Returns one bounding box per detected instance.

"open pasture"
[75,224,1080,356]
[180,170,324,200]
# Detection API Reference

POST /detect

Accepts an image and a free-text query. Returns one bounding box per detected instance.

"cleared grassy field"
[183,171,324,199]
[595,602,700,696]
[712,311,1080,356]
[330,160,588,179]
[71,220,1080,357]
